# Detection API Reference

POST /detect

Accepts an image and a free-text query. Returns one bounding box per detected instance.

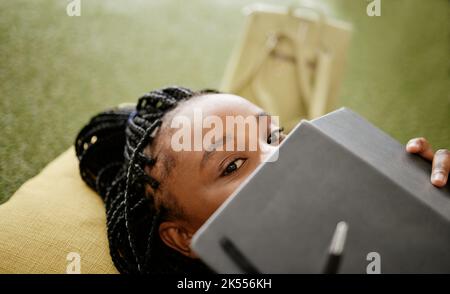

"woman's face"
[144,93,285,257]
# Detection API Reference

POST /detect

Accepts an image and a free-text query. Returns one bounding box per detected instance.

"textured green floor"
[1,0,449,203]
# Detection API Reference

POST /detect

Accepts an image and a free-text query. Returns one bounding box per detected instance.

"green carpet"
[1,0,449,203]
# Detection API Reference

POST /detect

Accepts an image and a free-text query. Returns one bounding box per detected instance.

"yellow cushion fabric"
[0,147,118,273]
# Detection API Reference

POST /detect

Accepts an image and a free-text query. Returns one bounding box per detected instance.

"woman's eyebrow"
[201,135,233,169]
[200,112,270,169]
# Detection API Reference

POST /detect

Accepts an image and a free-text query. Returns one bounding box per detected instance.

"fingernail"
[407,142,419,149]
[432,172,446,184]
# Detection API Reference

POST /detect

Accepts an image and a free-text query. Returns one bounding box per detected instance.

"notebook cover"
[191,108,450,273]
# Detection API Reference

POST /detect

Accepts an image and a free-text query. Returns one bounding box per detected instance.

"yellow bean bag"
[0,147,118,274]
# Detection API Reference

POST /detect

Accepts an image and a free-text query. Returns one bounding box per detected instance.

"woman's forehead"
[174,93,262,118]
[154,92,265,146]
[149,93,264,172]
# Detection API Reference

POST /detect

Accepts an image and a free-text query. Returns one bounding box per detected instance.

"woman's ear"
[159,221,197,258]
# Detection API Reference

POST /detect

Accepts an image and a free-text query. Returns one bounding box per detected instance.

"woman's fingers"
[406,137,449,187]
[406,137,434,161]
[431,149,450,187]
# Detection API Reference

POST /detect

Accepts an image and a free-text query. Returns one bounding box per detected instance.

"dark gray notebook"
[191,108,450,273]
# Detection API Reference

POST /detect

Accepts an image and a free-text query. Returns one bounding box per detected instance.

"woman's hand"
[406,137,449,187]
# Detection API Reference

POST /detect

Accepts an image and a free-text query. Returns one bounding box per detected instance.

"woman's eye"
[267,127,284,145]
[222,158,245,176]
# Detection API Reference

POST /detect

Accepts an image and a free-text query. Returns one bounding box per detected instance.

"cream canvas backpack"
[221,4,353,131]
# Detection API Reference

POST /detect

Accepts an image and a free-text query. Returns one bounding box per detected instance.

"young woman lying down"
[75,86,449,274]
